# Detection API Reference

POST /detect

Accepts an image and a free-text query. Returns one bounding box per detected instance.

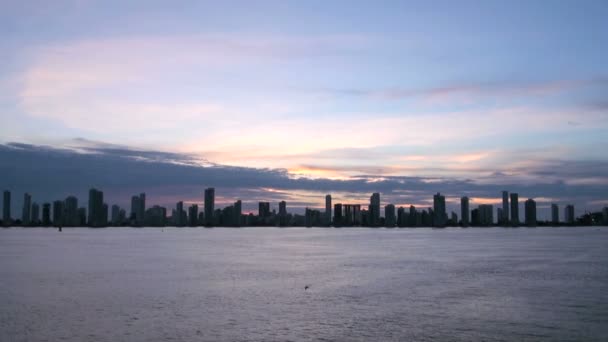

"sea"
[1,227,607,341]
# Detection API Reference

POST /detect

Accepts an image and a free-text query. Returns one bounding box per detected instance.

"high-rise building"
[101,203,108,226]
[551,204,559,224]
[53,200,64,226]
[385,204,396,227]
[502,191,509,225]
[258,202,270,218]
[565,204,575,225]
[234,200,242,227]
[525,198,537,227]
[369,193,380,226]
[433,193,447,227]
[510,193,519,226]
[278,201,287,226]
[451,211,458,225]
[204,188,215,226]
[88,188,104,227]
[176,201,184,226]
[130,195,141,224]
[479,204,494,226]
[42,203,51,226]
[409,205,417,227]
[603,207,608,225]
[22,193,31,225]
[497,208,503,225]
[333,203,343,226]
[3,190,11,226]
[111,205,121,225]
[325,195,332,226]
[460,196,470,226]
[65,196,79,226]
[31,202,40,225]
[188,204,199,226]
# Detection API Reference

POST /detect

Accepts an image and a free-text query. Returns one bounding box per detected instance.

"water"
[1,227,607,341]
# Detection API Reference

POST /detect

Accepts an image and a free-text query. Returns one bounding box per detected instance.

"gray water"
[1,227,607,342]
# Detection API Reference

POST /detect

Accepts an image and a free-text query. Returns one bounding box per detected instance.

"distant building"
[22,193,32,226]
[333,203,343,226]
[525,198,537,227]
[188,204,199,226]
[510,193,519,226]
[176,201,185,227]
[3,190,11,226]
[478,204,494,226]
[31,202,40,225]
[204,188,215,226]
[88,188,105,227]
[565,204,575,225]
[53,200,64,226]
[325,195,332,226]
[451,211,458,225]
[433,193,447,227]
[551,204,559,224]
[111,205,121,225]
[502,191,509,225]
[460,197,470,226]
[42,203,51,226]
[409,205,417,227]
[497,208,503,225]
[65,196,79,226]
[279,201,287,226]
[385,204,396,227]
[603,207,608,225]
[234,200,242,227]
[369,193,380,226]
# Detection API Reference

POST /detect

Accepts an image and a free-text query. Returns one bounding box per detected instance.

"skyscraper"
[502,191,509,225]
[460,196,469,226]
[204,188,215,226]
[111,205,121,225]
[188,204,199,226]
[65,196,78,226]
[139,193,146,224]
[433,192,446,227]
[385,204,396,227]
[234,200,242,227]
[22,193,31,225]
[176,201,184,226]
[478,204,494,226]
[88,188,104,227]
[369,193,380,227]
[525,198,537,227]
[42,203,51,226]
[258,202,270,218]
[31,202,40,225]
[53,200,64,226]
[409,205,417,227]
[551,203,559,224]
[565,204,575,225]
[279,201,287,226]
[510,193,519,226]
[325,194,332,226]
[333,203,343,226]
[3,190,11,226]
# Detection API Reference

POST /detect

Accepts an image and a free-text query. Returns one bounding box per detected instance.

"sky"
[1,1,608,219]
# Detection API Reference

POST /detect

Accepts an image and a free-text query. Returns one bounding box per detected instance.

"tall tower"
[565,205,575,224]
[460,196,471,227]
[3,190,11,226]
[433,192,446,227]
[551,203,559,224]
[502,191,509,225]
[22,193,31,225]
[325,194,332,226]
[88,188,104,227]
[369,193,380,226]
[525,198,537,227]
[279,201,287,226]
[204,188,215,226]
[65,196,78,226]
[510,193,519,226]
[234,200,242,227]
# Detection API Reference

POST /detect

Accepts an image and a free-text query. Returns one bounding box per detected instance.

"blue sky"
[1,1,608,218]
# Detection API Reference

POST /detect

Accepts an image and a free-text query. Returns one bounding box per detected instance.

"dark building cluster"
[1,188,608,228]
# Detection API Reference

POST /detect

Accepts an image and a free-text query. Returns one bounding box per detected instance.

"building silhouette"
[551,203,559,224]
[565,204,575,225]
[460,196,470,226]
[22,193,31,226]
[385,204,396,227]
[204,188,215,226]
[433,192,447,227]
[525,198,537,226]
[510,193,519,226]
[325,194,332,226]
[369,193,380,227]
[478,204,494,226]
[501,191,509,225]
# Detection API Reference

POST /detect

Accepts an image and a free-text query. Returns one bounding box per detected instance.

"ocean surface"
[1,227,607,342]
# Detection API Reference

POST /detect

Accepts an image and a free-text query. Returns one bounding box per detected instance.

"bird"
[304,285,311,291]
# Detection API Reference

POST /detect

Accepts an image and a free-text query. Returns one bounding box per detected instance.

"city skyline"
[2,187,606,228]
